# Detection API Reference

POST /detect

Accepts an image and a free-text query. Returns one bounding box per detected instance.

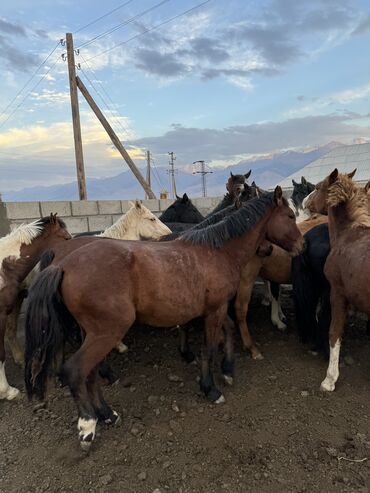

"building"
[276,142,370,190]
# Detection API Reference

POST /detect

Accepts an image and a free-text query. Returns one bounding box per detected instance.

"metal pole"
[66,33,87,200]
[168,151,177,198]
[193,160,212,197]
[146,150,151,199]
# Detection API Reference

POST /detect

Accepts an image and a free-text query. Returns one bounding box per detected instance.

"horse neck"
[15,234,50,279]
[328,195,370,244]
[221,207,274,268]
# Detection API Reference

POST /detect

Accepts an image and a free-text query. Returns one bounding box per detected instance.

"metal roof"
[276,142,370,189]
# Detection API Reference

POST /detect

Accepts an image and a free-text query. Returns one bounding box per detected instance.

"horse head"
[266,186,304,257]
[159,194,204,224]
[226,170,251,199]
[130,201,171,240]
[291,176,315,214]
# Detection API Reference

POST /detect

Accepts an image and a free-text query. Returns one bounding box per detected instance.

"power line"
[0,56,62,130]
[85,0,211,63]
[0,40,62,122]
[77,0,172,50]
[79,54,133,139]
[74,0,137,34]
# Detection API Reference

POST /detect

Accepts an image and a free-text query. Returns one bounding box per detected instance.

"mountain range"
[2,142,341,202]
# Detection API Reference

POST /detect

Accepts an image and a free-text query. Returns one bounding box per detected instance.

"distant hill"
[2,142,341,201]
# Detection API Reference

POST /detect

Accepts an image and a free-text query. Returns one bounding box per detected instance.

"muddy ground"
[0,285,369,493]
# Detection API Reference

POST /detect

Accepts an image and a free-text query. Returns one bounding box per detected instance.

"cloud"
[0,35,40,72]
[0,18,27,37]
[130,113,370,164]
[134,48,189,77]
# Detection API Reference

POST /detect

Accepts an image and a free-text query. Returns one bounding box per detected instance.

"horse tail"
[291,249,319,345]
[39,249,55,271]
[25,266,75,400]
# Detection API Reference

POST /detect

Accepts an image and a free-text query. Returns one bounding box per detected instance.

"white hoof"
[261,298,270,306]
[274,320,287,331]
[223,375,233,386]
[116,342,128,354]
[320,378,335,392]
[215,394,225,404]
[253,352,264,361]
[0,385,21,401]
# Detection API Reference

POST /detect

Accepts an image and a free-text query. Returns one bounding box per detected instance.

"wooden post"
[76,76,156,199]
[66,33,87,200]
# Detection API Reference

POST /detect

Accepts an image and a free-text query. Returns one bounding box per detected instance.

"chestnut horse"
[302,169,370,391]
[0,215,71,400]
[25,188,303,450]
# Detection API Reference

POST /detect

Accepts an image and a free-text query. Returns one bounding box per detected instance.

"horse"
[25,187,303,450]
[207,170,255,216]
[305,168,370,391]
[0,214,71,400]
[159,193,204,231]
[291,223,331,355]
[288,176,315,221]
[6,201,172,363]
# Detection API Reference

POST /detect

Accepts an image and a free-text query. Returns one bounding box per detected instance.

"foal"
[307,169,370,391]
[25,188,303,450]
[0,215,71,400]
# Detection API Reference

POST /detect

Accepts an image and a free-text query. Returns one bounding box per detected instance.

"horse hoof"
[180,350,195,364]
[223,375,233,386]
[252,352,264,360]
[104,411,121,426]
[215,394,226,404]
[80,439,93,452]
[261,298,270,306]
[116,342,128,354]
[276,322,287,331]
[0,386,21,401]
[320,379,335,392]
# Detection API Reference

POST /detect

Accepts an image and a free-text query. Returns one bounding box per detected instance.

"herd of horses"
[0,168,369,451]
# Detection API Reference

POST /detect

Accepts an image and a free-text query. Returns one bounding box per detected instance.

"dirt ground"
[0,285,369,493]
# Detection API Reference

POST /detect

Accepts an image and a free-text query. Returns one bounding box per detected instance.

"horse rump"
[24,266,75,400]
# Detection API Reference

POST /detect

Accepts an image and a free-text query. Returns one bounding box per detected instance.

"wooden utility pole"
[76,76,156,199]
[66,33,87,200]
[146,150,151,199]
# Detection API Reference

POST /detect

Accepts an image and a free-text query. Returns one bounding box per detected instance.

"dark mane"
[181,193,278,249]
[37,216,67,229]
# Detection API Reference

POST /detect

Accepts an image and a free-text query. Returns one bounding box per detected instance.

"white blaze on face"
[320,339,341,392]
[0,361,20,400]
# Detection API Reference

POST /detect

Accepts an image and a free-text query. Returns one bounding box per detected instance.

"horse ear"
[274,186,283,206]
[347,168,356,179]
[134,200,142,209]
[364,181,370,193]
[244,170,251,180]
[328,168,339,185]
[176,194,180,200]
[292,179,298,187]
[301,176,307,185]
[230,172,234,178]
[49,213,56,224]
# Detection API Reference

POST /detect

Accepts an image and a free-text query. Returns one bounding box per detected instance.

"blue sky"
[1,0,370,192]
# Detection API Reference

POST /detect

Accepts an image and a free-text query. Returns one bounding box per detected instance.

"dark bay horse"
[0,215,71,400]
[25,187,303,450]
[159,193,204,231]
[306,169,370,391]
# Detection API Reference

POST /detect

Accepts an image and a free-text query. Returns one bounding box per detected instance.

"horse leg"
[179,324,195,363]
[320,293,347,392]
[115,341,128,353]
[99,359,119,385]
[5,295,24,366]
[235,279,263,360]
[61,327,130,450]
[86,367,120,425]
[261,280,271,306]
[270,282,287,331]
[0,309,21,400]
[200,305,228,403]
[221,315,235,386]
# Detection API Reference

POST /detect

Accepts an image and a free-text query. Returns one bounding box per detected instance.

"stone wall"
[0,197,223,235]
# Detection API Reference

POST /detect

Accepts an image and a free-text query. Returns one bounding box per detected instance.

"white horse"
[5,201,171,366]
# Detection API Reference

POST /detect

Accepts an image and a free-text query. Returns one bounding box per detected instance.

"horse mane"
[327,174,370,227]
[99,203,143,239]
[0,217,64,248]
[181,193,278,249]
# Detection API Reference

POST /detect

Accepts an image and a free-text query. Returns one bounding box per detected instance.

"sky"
[1,0,370,193]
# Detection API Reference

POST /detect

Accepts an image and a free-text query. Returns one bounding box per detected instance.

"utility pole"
[193,160,213,197]
[66,33,87,200]
[168,151,177,198]
[146,150,151,199]
[76,76,156,199]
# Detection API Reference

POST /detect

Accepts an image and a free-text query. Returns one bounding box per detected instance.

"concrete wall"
[0,197,222,235]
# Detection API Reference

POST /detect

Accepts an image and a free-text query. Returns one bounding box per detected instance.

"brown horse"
[25,188,303,450]
[234,213,328,359]
[302,169,370,391]
[0,215,71,400]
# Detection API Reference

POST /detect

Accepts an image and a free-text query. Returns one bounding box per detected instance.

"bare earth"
[0,285,369,493]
